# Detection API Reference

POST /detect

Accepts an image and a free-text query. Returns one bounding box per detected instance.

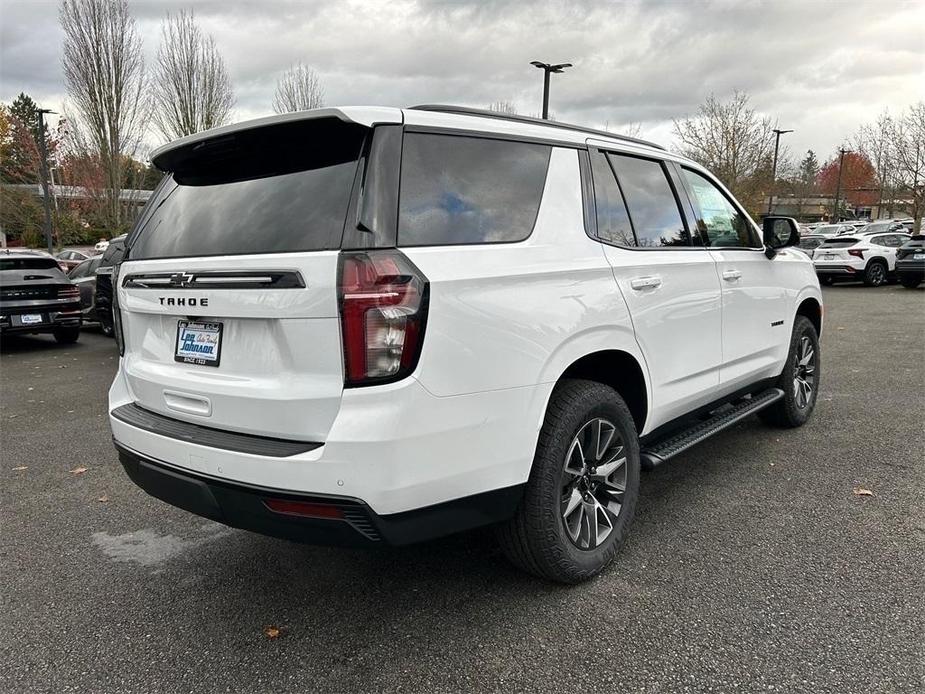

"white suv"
[814,230,911,286]
[108,106,822,583]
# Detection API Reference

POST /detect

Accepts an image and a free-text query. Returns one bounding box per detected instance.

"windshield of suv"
[815,225,841,235]
[863,222,892,233]
[131,118,367,259]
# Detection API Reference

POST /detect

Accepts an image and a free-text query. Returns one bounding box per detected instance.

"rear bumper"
[896,260,925,277]
[0,303,82,333]
[116,442,523,546]
[814,264,859,275]
[110,366,549,518]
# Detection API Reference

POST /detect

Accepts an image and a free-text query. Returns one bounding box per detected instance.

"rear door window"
[607,154,689,247]
[588,150,635,246]
[398,133,551,246]
[130,118,367,259]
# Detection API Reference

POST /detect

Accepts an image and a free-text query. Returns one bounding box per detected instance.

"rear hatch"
[0,256,79,326]
[119,116,370,442]
[815,237,859,261]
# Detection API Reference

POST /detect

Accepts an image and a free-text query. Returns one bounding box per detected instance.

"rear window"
[0,256,58,271]
[820,238,858,247]
[131,119,367,259]
[398,133,551,246]
[799,237,824,249]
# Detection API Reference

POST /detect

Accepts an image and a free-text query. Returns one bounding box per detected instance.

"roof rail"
[409,104,665,151]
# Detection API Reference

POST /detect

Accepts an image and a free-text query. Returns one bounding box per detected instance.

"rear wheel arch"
[556,350,648,434]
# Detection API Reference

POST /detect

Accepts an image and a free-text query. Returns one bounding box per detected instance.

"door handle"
[630,276,662,290]
[722,270,742,282]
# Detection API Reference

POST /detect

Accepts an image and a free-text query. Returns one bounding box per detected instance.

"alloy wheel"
[869,264,885,286]
[560,418,627,550]
[793,336,816,409]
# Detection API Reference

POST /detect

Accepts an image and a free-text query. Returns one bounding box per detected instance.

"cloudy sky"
[1,0,923,162]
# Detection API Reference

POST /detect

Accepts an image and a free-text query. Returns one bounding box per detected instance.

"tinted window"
[398,133,551,246]
[588,150,635,246]
[799,237,824,249]
[0,256,59,271]
[607,154,688,247]
[69,260,90,279]
[681,169,760,247]
[131,119,366,259]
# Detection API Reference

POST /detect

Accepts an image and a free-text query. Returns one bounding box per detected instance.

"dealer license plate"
[175,320,223,367]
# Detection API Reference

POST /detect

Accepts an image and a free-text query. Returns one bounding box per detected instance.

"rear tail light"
[847,248,865,259]
[113,264,125,356]
[338,250,429,386]
[57,285,80,299]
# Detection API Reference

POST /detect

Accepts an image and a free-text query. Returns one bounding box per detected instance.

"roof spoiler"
[149,107,402,172]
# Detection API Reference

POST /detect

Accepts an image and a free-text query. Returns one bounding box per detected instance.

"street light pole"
[832,147,850,222]
[767,128,793,215]
[530,61,572,119]
[36,108,56,254]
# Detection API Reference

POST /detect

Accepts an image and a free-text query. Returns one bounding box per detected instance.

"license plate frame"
[914,253,925,260]
[19,313,43,325]
[175,320,223,367]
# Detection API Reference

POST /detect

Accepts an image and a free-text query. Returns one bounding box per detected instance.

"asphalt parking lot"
[1,285,923,694]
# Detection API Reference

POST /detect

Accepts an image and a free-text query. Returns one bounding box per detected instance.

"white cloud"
[1,0,922,159]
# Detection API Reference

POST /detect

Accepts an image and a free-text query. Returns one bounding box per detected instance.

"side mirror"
[763,216,800,258]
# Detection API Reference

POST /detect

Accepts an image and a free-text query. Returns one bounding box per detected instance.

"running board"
[640,388,784,468]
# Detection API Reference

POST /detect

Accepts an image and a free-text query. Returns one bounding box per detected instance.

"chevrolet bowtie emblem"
[169,272,196,287]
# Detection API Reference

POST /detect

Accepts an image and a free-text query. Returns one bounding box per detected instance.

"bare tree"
[273,63,324,114]
[853,110,894,218]
[890,102,925,233]
[152,10,235,141]
[487,101,517,115]
[60,0,147,229]
[672,91,776,213]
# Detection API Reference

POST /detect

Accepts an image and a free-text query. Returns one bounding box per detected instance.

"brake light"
[113,264,125,356]
[847,248,865,259]
[338,250,428,386]
[57,285,80,298]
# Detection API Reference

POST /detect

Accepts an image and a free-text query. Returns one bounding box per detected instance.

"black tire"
[53,326,80,344]
[818,275,833,286]
[862,260,887,287]
[759,316,820,428]
[99,313,115,337]
[899,275,922,289]
[496,379,640,584]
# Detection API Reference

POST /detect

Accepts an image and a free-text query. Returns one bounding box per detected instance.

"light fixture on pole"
[530,61,572,119]
[767,128,793,215]
[36,108,57,254]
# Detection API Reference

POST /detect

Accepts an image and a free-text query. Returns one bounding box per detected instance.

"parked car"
[107,106,822,583]
[94,239,110,253]
[796,234,827,259]
[895,236,925,288]
[858,220,906,235]
[56,249,92,273]
[0,250,82,343]
[813,230,911,286]
[94,235,127,337]
[815,223,854,237]
[68,255,104,320]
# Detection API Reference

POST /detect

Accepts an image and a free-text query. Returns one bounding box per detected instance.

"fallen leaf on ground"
[263,626,282,639]
[97,495,109,502]
[69,466,88,475]
[852,487,874,497]
[12,466,27,471]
